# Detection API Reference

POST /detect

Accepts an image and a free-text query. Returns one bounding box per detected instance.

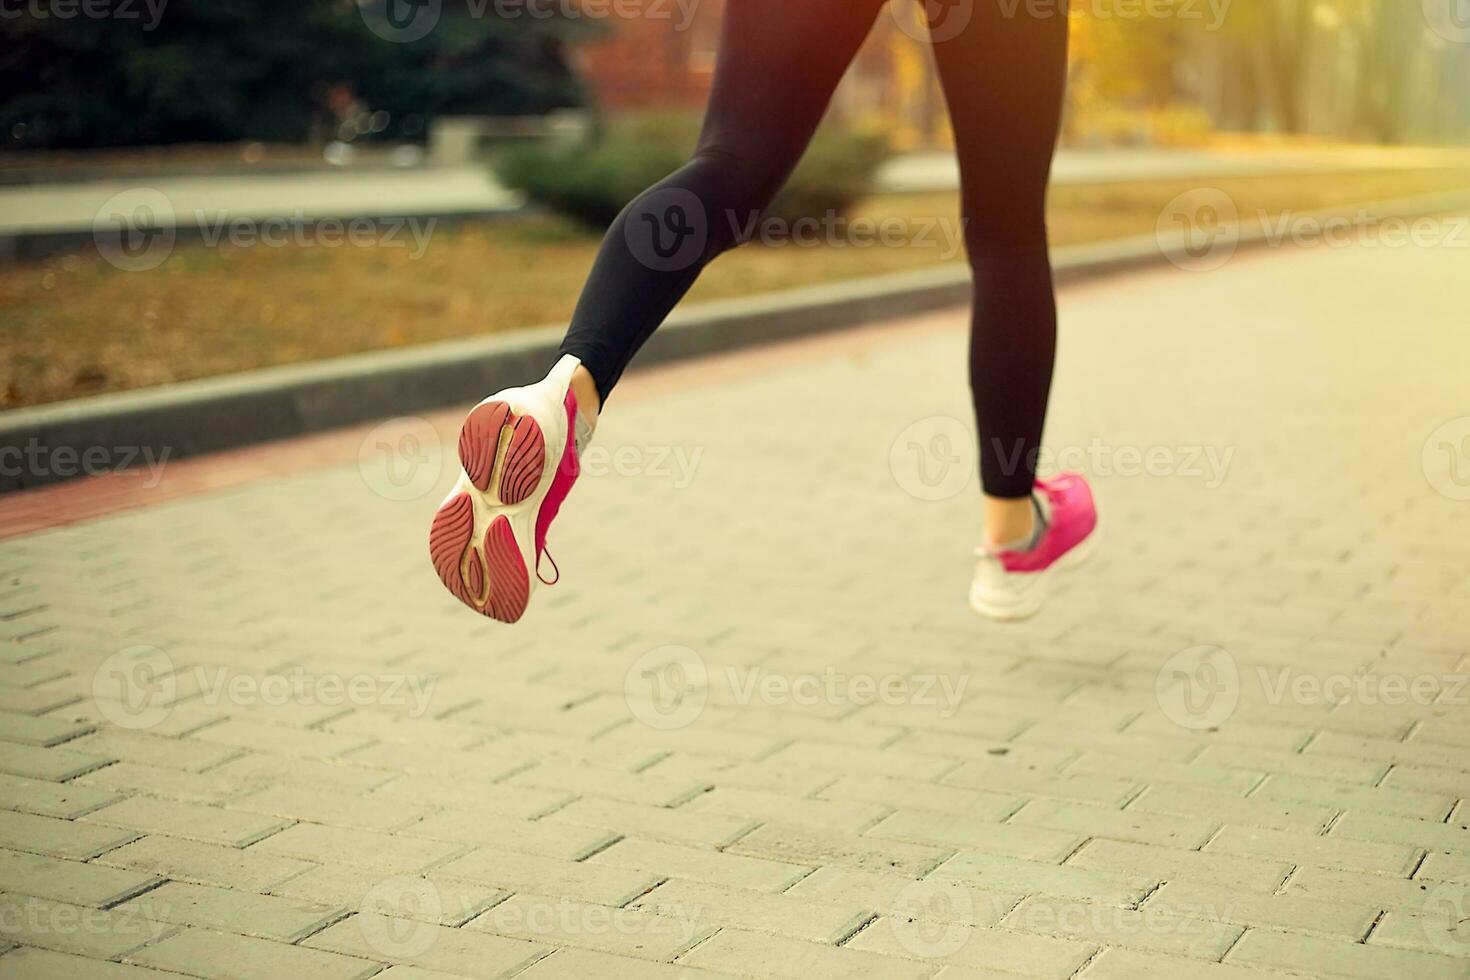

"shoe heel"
[458,400,547,505]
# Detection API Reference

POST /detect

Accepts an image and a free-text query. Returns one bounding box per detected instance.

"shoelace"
[536,548,560,587]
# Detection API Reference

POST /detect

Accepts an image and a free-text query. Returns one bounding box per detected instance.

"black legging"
[557,0,1069,498]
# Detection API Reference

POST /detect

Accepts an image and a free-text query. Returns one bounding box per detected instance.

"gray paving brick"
[1227,927,1468,979]
[127,927,380,980]
[250,822,461,874]
[0,894,174,959]
[95,836,313,892]
[0,742,112,782]
[304,914,549,978]
[0,849,160,908]
[113,880,344,942]
[0,946,185,979]
[268,866,506,927]
[589,838,810,893]
[80,795,290,847]
[684,928,936,980]
[1204,823,1422,875]
[0,810,137,860]
[0,772,120,819]
[438,847,663,907]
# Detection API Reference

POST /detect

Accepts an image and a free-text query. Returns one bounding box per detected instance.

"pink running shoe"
[970,473,1100,622]
[429,355,582,623]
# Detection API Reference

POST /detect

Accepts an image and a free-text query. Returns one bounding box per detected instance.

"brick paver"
[2,226,1469,979]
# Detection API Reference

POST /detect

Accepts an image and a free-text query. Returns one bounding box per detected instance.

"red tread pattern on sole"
[458,401,511,493]
[428,495,531,623]
[482,516,530,623]
[428,492,475,605]
[498,415,546,505]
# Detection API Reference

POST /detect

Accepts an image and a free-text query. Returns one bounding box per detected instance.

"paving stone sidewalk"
[1,225,1468,980]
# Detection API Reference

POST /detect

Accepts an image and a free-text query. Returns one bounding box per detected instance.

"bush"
[497,113,890,231]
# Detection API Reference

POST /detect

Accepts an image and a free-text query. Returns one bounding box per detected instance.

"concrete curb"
[5,187,1470,493]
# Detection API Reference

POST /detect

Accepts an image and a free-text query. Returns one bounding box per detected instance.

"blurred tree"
[0,0,595,149]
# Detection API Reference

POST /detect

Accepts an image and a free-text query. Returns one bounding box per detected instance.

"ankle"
[569,367,601,428]
[984,496,1036,550]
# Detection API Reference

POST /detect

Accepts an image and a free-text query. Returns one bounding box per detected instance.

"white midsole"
[970,525,1102,621]
[437,357,577,588]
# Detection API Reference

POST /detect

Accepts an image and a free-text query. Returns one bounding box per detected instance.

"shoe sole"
[429,399,550,623]
[970,525,1102,623]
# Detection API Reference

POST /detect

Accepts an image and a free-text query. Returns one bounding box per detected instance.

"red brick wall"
[576,1,724,109]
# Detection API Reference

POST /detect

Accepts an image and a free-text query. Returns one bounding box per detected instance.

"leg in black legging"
[928,1,1070,500]
[557,0,887,400]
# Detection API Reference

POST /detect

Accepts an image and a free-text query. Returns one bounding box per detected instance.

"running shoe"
[970,473,1099,622]
[429,355,582,623]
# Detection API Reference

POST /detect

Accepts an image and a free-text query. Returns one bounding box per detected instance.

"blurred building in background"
[575,1,949,149]
[574,0,723,110]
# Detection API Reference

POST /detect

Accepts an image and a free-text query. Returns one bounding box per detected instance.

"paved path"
[1,225,1469,979]
[879,144,1470,191]
[9,145,1470,241]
